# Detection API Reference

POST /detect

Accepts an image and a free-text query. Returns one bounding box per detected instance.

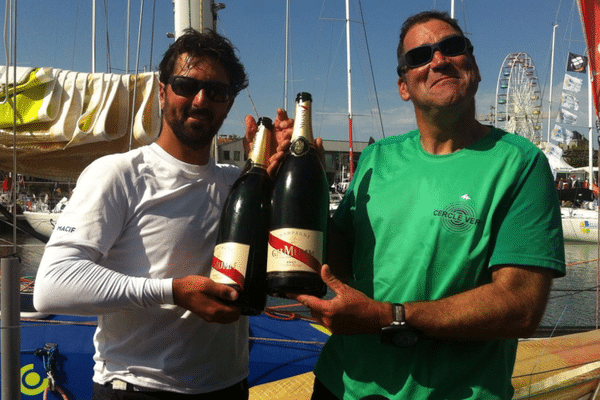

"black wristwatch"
[380,303,419,347]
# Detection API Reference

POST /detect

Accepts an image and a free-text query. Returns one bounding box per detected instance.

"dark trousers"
[92,379,248,400]
[311,378,340,400]
[311,378,390,400]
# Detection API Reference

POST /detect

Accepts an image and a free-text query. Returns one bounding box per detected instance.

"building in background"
[215,135,372,187]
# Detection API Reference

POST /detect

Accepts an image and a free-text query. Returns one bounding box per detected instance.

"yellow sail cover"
[0,66,160,181]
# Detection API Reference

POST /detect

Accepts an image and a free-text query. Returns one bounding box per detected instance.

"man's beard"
[165,106,226,151]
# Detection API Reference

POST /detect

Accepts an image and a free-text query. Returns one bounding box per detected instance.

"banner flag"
[560,92,580,111]
[556,108,578,125]
[563,74,584,93]
[551,124,574,144]
[545,142,564,162]
[566,52,588,73]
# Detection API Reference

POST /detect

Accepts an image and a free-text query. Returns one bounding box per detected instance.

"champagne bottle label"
[210,242,250,288]
[267,228,323,274]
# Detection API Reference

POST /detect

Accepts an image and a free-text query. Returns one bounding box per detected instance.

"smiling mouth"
[431,76,459,87]
[187,112,212,123]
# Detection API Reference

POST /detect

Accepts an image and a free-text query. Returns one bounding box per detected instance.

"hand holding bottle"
[244,109,293,177]
[290,265,391,335]
[172,275,242,323]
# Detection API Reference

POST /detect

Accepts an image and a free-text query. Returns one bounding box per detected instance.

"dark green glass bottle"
[267,93,328,298]
[210,117,273,315]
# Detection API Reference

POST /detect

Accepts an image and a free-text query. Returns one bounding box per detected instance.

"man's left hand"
[290,265,390,335]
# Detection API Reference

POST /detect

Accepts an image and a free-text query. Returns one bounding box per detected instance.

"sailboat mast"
[284,0,290,111]
[589,66,594,189]
[92,0,96,73]
[547,24,558,144]
[173,0,218,38]
[126,0,131,73]
[172,1,223,159]
[346,0,354,178]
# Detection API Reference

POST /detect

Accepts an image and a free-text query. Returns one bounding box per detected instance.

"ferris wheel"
[494,53,543,143]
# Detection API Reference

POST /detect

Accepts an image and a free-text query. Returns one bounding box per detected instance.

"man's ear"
[398,76,411,102]
[159,82,166,109]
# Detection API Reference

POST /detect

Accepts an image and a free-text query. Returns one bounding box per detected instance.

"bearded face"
[162,93,229,151]
[160,54,234,151]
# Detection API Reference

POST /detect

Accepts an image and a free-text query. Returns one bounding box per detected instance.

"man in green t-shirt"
[292,10,565,400]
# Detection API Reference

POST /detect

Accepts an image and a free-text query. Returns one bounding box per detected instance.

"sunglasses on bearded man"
[167,76,234,103]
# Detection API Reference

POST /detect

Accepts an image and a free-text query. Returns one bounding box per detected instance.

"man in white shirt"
[34,29,292,399]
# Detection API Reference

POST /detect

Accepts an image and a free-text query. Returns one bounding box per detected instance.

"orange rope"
[263,306,318,323]
[43,384,69,400]
[567,258,600,267]
[267,303,303,309]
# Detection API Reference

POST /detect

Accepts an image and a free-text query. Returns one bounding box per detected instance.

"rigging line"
[313,2,334,138]
[245,89,259,119]
[284,3,295,113]
[549,285,600,299]
[524,294,574,397]
[1,0,10,85]
[149,0,157,70]
[356,0,385,139]
[216,15,257,123]
[103,0,111,72]
[513,359,600,379]
[129,0,145,152]
[1,0,11,106]
[317,24,346,139]
[70,0,81,71]
[554,0,564,26]
[10,0,17,249]
[459,0,469,33]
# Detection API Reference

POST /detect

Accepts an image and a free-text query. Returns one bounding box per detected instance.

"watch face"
[380,324,419,347]
[392,330,419,347]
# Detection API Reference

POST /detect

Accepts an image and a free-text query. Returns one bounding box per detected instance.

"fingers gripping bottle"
[267,93,328,298]
[210,117,273,315]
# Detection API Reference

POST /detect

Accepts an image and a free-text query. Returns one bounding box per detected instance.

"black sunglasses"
[397,35,473,75]
[167,76,233,102]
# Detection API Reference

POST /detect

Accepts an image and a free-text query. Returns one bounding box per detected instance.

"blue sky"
[4,0,595,144]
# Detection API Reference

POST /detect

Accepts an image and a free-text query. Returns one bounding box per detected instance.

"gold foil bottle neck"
[291,92,314,144]
[249,117,273,169]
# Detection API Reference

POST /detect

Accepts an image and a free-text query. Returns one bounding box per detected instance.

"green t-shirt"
[315,128,565,400]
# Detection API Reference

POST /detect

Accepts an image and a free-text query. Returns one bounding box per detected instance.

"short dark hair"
[158,28,248,95]
[397,11,467,65]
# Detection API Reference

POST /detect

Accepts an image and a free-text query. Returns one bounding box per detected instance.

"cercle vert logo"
[433,201,480,234]
[21,363,48,396]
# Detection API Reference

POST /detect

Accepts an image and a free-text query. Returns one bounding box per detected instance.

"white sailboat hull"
[561,207,599,242]
[22,211,59,238]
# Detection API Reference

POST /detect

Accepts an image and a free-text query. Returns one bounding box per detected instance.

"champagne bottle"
[210,117,273,315]
[267,92,328,298]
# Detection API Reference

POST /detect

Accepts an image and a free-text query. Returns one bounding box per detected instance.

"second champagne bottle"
[267,92,328,298]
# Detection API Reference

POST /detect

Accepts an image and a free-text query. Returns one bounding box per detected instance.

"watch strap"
[391,303,405,325]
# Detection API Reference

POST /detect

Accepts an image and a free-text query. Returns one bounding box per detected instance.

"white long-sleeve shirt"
[34,143,247,394]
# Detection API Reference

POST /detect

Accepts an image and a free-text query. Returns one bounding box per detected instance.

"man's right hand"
[172,276,241,323]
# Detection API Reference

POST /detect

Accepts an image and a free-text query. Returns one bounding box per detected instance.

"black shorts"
[92,379,248,400]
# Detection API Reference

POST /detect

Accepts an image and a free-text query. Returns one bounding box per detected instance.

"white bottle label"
[210,242,250,288]
[267,228,323,274]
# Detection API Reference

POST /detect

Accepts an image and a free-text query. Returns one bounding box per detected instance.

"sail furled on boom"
[0,67,160,181]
